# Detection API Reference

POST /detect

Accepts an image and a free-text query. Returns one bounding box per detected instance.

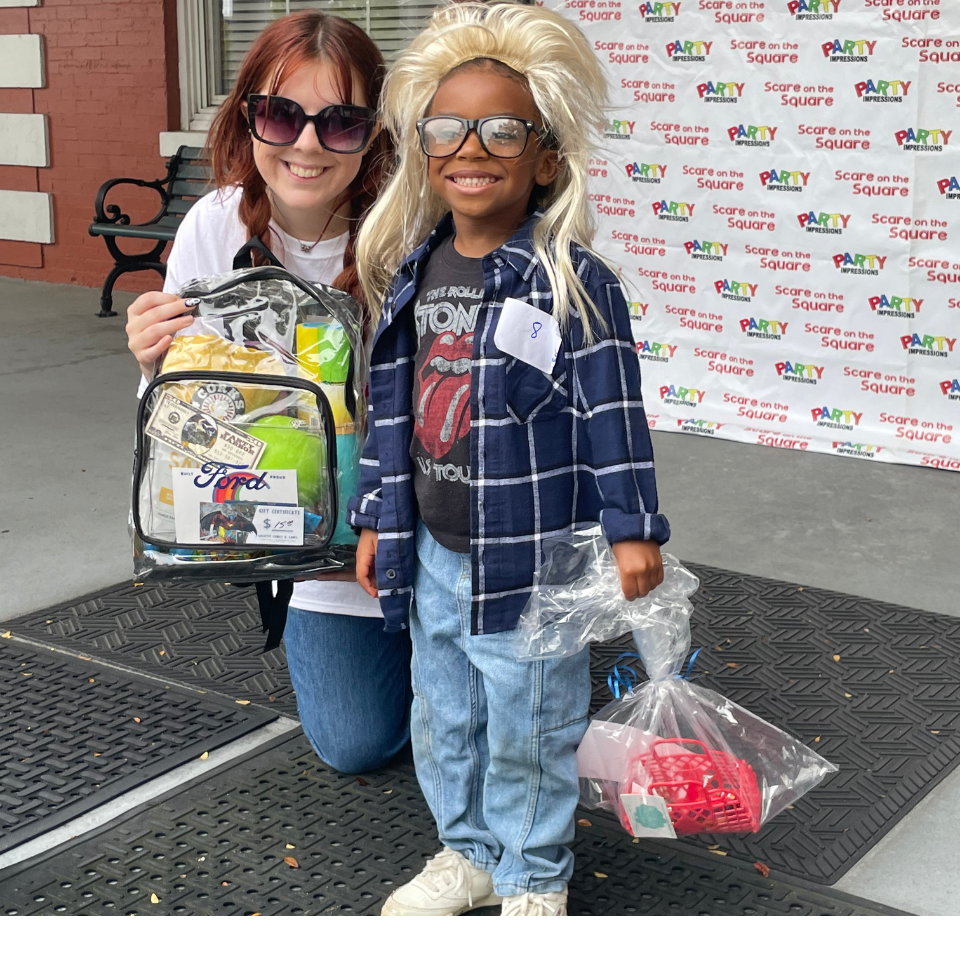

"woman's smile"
[282,160,331,181]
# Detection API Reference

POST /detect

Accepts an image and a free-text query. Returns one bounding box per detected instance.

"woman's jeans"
[284,607,412,774]
[409,523,591,896]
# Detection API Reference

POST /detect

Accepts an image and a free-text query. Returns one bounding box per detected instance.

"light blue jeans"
[409,523,591,896]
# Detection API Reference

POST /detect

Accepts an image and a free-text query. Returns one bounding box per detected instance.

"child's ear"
[535,148,561,187]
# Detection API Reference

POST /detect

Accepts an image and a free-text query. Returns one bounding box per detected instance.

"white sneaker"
[381,847,502,916]
[500,887,569,916]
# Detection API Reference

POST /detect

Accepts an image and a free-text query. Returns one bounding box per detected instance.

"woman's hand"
[125,291,197,381]
[611,540,664,601]
[356,528,379,598]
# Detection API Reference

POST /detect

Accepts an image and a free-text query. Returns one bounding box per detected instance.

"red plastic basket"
[619,738,762,835]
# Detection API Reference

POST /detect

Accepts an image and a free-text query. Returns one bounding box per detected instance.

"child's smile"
[425,64,558,256]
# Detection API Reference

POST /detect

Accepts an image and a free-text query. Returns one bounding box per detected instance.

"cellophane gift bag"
[514,529,837,839]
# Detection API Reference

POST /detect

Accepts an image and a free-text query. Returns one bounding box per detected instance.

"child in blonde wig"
[357,2,606,331]
[350,3,670,915]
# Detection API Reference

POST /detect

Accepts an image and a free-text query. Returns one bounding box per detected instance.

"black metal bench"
[88,145,211,317]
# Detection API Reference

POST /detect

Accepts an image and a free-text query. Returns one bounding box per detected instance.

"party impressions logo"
[811,406,863,430]
[940,377,960,400]
[625,161,667,184]
[684,239,727,261]
[797,211,850,234]
[895,128,952,152]
[788,0,840,19]
[833,252,886,275]
[677,418,722,435]
[715,279,758,302]
[855,79,911,103]
[741,317,787,339]
[901,333,956,358]
[660,384,705,407]
[776,361,823,384]
[637,339,677,362]
[640,1,681,21]
[697,81,744,104]
[727,124,777,147]
[627,301,649,321]
[937,176,960,199]
[760,169,810,192]
[604,119,635,141]
[665,40,712,62]
[652,200,695,221]
[822,39,876,63]
[868,294,922,318]
[832,441,881,458]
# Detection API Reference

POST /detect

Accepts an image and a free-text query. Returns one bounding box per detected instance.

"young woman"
[125,11,411,774]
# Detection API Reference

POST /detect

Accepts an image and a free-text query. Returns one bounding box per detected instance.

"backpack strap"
[233,236,285,271]
[254,580,295,653]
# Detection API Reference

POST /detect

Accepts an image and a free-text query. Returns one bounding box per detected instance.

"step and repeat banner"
[556,0,960,471]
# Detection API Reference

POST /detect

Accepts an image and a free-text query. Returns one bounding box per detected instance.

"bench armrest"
[92,176,170,227]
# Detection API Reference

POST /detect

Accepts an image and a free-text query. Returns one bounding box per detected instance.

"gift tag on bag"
[494,298,562,375]
[620,794,677,840]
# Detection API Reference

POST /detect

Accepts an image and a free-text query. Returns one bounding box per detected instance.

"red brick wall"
[0,0,179,291]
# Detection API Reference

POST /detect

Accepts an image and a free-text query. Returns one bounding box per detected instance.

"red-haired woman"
[125,12,409,773]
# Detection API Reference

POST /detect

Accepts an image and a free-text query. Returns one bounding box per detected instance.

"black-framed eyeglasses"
[245,94,376,152]
[416,115,548,159]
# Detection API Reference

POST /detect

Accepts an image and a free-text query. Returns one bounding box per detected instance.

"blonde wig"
[356,2,608,331]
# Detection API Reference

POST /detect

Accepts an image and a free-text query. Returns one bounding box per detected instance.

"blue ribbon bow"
[606,652,641,699]
[606,648,702,699]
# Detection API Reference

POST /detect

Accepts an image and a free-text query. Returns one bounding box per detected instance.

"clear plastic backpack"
[131,264,367,645]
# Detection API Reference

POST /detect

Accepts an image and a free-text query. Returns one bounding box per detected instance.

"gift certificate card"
[494,298,562,375]
[200,502,303,546]
[172,467,298,545]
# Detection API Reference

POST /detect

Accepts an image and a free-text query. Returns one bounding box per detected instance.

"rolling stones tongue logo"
[416,331,473,459]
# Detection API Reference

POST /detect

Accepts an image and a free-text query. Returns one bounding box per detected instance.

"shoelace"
[418,849,474,908]
[502,892,562,916]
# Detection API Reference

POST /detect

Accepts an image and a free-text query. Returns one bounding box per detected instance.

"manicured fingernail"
[184,298,201,307]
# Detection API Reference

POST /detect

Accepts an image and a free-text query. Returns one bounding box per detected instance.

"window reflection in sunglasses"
[247,95,375,153]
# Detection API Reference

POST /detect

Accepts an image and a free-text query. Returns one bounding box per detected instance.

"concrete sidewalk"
[1,275,958,914]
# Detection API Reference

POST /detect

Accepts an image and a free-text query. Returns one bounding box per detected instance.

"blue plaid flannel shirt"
[348,212,670,635]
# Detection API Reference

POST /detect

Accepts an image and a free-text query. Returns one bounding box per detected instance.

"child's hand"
[126,291,197,381]
[611,540,664,601]
[356,528,380,598]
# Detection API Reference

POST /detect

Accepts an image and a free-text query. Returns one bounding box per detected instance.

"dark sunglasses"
[416,115,549,159]
[245,94,376,152]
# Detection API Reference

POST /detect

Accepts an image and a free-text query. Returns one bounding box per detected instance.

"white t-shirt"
[155,187,382,618]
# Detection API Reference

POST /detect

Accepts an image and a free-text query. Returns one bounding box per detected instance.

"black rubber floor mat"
[0,637,275,854]
[2,581,298,717]
[4,567,958,885]
[0,736,900,916]
[590,571,960,884]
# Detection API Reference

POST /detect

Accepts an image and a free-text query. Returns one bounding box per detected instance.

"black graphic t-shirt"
[410,237,484,553]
